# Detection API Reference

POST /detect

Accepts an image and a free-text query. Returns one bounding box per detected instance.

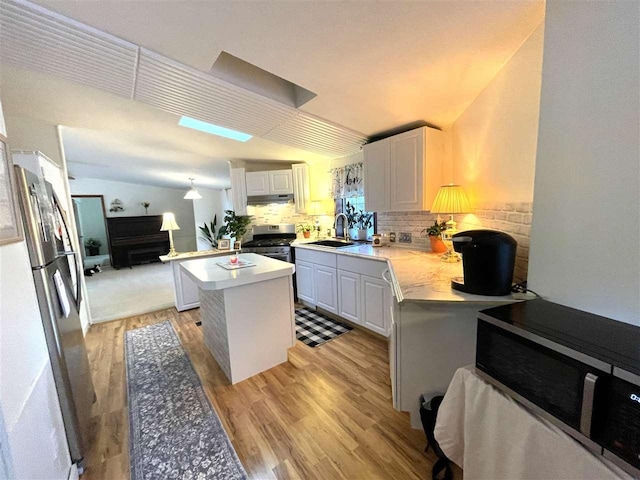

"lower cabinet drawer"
[337,255,388,278]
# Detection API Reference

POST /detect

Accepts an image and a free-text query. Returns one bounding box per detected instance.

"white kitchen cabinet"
[269,169,294,194]
[296,259,315,304]
[245,169,294,196]
[292,163,310,214]
[245,171,270,196]
[313,264,338,315]
[338,270,361,324]
[363,126,443,212]
[172,261,200,311]
[230,168,247,215]
[361,274,390,335]
[363,138,390,212]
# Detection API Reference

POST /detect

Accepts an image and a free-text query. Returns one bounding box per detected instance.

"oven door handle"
[580,373,598,437]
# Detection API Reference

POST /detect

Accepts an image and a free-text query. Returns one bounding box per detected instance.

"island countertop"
[180,253,295,291]
[159,248,237,263]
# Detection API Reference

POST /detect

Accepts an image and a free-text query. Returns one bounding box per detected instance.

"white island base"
[180,253,296,385]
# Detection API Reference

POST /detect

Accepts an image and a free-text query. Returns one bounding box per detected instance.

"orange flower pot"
[429,236,448,253]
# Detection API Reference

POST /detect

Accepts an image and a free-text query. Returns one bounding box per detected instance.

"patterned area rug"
[295,307,353,347]
[125,321,247,480]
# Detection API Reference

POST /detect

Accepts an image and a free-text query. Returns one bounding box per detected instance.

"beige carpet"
[85,262,175,322]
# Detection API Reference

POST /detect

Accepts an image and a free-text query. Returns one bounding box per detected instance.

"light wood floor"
[80,307,441,479]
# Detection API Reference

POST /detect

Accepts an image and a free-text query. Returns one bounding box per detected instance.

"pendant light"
[184,177,202,200]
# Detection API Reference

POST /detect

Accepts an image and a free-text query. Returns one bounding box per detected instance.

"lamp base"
[167,250,179,257]
[440,249,461,263]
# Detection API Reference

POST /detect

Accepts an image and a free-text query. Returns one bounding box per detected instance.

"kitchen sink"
[306,239,354,248]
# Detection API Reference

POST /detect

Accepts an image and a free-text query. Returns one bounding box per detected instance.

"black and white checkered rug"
[295,307,353,347]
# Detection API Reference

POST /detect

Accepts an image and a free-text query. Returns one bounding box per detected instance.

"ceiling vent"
[0,0,138,98]
[263,112,367,158]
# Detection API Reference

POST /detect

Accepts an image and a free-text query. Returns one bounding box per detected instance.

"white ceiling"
[0,0,545,189]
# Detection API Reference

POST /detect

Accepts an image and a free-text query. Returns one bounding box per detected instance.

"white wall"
[528,1,640,325]
[0,101,72,479]
[192,188,230,250]
[449,21,544,204]
[70,177,197,252]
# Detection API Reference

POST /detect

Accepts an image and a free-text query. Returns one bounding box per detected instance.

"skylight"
[178,116,252,142]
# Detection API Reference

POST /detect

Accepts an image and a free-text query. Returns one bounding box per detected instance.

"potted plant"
[345,202,360,240]
[297,223,313,239]
[423,220,447,253]
[219,210,253,249]
[355,211,373,241]
[84,238,102,256]
[198,215,224,249]
[141,201,151,214]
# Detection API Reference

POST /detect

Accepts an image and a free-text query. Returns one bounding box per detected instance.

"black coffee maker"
[451,230,517,296]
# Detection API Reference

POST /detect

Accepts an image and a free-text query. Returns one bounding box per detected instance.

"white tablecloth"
[434,366,632,480]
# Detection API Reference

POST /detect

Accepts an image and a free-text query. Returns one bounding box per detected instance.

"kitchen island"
[180,253,295,384]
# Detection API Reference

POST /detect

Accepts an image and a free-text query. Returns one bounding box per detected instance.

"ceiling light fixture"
[178,115,252,142]
[184,177,203,200]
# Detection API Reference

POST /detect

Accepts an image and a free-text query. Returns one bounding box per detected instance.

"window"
[335,195,376,239]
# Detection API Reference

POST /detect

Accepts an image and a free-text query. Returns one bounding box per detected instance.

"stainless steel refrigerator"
[14,166,96,471]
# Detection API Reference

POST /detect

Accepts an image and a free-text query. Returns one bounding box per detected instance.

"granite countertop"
[180,253,294,291]
[159,248,237,263]
[292,240,528,304]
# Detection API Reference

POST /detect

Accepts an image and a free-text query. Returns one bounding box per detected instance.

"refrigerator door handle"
[29,183,49,242]
[61,251,82,309]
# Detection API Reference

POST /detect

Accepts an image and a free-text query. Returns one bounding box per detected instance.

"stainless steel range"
[241,224,296,263]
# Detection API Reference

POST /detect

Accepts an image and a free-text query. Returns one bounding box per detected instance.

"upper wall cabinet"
[245,170,294,196]
[245,171,270,196]
[363,126,443,212]
[292,164,310,214]
[230,168,248,215]
[363,138,390,212]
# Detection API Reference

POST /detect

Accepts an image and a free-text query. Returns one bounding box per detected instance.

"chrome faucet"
[334,213,350,241]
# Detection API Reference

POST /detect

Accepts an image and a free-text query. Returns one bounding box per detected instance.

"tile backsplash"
[377,201,533,282]
[244,203,333,240]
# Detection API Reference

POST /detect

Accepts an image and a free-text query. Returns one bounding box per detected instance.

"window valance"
[329,162,364,199]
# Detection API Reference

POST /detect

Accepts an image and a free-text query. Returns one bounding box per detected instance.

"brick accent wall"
[377,201,533,282]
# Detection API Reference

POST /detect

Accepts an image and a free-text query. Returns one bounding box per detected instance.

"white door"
[245,171,271,196]
[313,264,338,314]
[363,138,390,212]
[389,128,425,211]
[292,164,310,214]
[337,270,361,324]
[295,260,315,304]
[269,170,294,194]
[230,168,248,215]
[361,274,390,336]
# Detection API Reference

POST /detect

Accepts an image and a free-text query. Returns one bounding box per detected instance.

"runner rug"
[125,320,247,480]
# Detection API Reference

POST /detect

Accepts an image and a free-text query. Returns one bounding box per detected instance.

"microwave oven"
[476,299,640,476]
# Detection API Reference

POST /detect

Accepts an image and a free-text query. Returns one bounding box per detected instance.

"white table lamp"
[430,184,471,262]
[161,212,180,257]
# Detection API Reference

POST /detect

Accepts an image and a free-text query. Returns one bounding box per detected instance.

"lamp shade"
[184,178,202,200]
[160,212,180,231]
[430,184,471,214]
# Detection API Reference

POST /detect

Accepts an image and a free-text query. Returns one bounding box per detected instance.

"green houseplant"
[84,238,102,256]
[198,214,224,249]
[296,223,313,239]
[423,220,447,253]
[219,210,253,248]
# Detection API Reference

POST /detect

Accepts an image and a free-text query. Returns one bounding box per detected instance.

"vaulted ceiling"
[0,0,544,188]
